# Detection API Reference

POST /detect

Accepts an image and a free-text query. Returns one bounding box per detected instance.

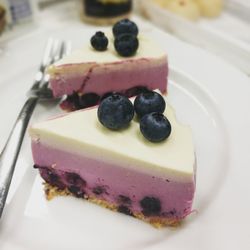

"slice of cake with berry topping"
[47,19,168,111]
[29,91,196,227]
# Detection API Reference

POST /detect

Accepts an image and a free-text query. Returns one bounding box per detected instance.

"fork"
[0,39,70,219]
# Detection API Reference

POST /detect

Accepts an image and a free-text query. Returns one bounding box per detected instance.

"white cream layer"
[47,35,167,75]
[29,97,195,181]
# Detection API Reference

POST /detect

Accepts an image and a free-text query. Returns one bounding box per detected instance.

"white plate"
[0,17,250,250]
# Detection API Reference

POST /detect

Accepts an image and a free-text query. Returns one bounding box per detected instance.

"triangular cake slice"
[47,35,168,111]
[29,98,195,227]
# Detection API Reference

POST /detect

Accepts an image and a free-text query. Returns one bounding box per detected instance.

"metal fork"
[0,39,70,219]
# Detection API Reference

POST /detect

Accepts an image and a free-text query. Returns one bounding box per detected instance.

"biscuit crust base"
[44,183,181,228]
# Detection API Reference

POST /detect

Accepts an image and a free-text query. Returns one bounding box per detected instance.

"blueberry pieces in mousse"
[29,91,196,228]
[47,19,168,111]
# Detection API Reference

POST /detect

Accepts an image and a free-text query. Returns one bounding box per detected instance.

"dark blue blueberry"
[114,34,139,57]
[140,113,171,142]
[92,186,106,195]
[79,93,100,109]
[118,205,134,217]
[66,92,81,110]
[47,171,58,183]
[65,172,86,187]
[118,195,131,205]
[44,168,65,190]
[100,91,122,101]
[134,91,166,119]
[68,185,85,198]
[140,196,161,216]
[113,19,139,37]
[125,86,150,98]
[91,31,108,51]
[97,94,134,130]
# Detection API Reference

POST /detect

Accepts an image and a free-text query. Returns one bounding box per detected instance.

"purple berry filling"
[60,86,150,111]
[118,195,131,205]
[92,186,107,195]
[34,165,194,223]
[118,205,134,217]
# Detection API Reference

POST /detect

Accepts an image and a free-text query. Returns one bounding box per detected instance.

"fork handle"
[0,97,38,219]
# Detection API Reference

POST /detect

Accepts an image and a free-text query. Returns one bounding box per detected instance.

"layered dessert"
[29,93,196,227]
[47,20,168,111]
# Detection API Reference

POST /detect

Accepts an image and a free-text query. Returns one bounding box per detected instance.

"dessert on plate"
[30,20,196,228]
[47,19,168,111]
[29,91,196,228]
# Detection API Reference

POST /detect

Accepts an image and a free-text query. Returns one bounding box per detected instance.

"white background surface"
[0,3,250,250]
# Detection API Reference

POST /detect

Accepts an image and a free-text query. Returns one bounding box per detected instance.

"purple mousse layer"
[50,59,168,98]
[32,141,195,221]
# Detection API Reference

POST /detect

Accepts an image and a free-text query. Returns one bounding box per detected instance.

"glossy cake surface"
[29,98,196,227]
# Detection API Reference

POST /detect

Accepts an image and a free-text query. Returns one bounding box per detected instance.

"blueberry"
[68,186,85,198]
[65,172,86,187]
[47,171,58,183]
[101,91,122,101]
[91,31,108,51]
[125,86,150,98]
[114,34,139,57]
[118,205,133,217]
[118,195,131,205]
[66,92,81,110]
[140,113,171,142]
[140,196,161,216]
[113,19,139,37]
[134,91,166,119]
[98,94,134,130]
[93,186,106,195]
[42,168,65,190]
[79,93,100,108]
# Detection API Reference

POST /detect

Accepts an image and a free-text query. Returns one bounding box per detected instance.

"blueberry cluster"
[135,92,171,142]
[90,19,139,57]
[97,91,172,142]
[113,19,139,57]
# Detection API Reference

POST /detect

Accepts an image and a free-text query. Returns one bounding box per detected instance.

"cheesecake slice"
[29,98,195,227]
[47,35,168,111]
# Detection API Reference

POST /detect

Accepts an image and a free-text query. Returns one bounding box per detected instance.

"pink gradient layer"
[50,59,168,97]
[32,141,195,220]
